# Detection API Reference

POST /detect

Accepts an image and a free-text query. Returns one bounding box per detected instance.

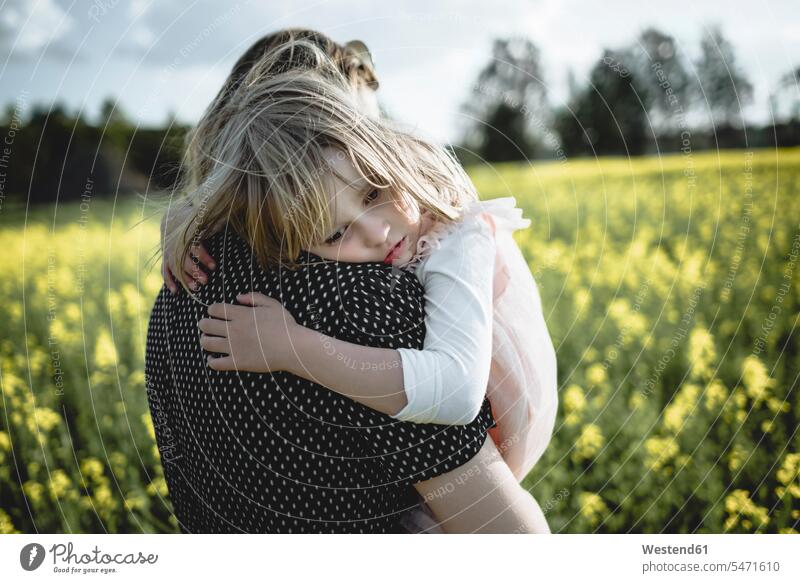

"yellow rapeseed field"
[1,148,798,533]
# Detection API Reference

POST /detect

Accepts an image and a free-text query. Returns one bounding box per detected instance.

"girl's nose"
[362,217,390,247]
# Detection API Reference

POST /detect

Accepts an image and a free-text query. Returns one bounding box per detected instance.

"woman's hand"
[162,242,216,294]
[199,292,300,373]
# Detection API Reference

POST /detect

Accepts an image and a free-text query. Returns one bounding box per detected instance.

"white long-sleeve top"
[392,205,498,425]
[393,196,558,485]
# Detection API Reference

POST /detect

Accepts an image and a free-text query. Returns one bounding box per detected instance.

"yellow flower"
[688,326,716,380]
[142,413,156,441]
[29,407,61,433]
[47,470,73,500]
[579,492,608,526]
[109,452,127,480]
[775,453,800,499]
[723,490,769,532]
[121,283,144,320]
[572,424,604,462]
[727,443,748,471]
[124,492,147,512]
[0,509,19,534]
[741,356,774,405]
[704,379,728,412]
[563,385,586,426]
[573,288,591,313]
[23,481,45,505]
[64,302,81,323]
[585,363,608,387]
[766,397,791,414]
[663,383,700,434]
[80,457,105,482]
[94,485,117,513]
[143,272,164,299]
[0,431,10,451]
[146,476,168,497]
[628,392,646,411]
[644,436,679,472]
[94,329,118,369]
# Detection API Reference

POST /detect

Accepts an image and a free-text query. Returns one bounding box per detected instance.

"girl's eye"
[325,231,343,245]
[364,189,379,204]
[324,190,380,245]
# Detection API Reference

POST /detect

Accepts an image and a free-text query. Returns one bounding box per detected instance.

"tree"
[770,66,800,122]
[97,96,128,128]
[629,28,693,131]
[695,25,753,128]
[459,37,549,161]
[479,102,535,162]
[555,49,650,157]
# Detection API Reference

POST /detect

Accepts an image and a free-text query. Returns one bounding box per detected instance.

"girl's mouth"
[384,236,405,264]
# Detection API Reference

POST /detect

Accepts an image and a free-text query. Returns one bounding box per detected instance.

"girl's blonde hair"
[163,38,477,290]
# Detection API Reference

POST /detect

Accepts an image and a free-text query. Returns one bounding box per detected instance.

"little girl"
[163,38,557,532]
[197,157,558,532]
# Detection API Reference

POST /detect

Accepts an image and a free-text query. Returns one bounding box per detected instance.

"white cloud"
[1,0,74,57]
[1,0,798,133]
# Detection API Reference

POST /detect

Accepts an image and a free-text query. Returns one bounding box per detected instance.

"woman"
[157,28,549,533]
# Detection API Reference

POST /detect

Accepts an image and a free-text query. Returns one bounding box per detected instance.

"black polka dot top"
[145,229,496,533]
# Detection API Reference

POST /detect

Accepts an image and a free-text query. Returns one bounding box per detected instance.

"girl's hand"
[162,242,217,294]
[199,292,299,373]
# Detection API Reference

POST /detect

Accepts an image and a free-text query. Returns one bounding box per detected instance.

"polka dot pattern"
[145,229,496,533]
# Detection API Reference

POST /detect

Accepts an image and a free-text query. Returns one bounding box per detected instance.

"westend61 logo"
[19,542,158,574]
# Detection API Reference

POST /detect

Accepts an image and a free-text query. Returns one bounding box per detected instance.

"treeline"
[456,25,800,163]
[2,24,799,205]
[0,100,188,206]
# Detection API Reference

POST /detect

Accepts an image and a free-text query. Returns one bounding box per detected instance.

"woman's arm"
[413,433,550,533]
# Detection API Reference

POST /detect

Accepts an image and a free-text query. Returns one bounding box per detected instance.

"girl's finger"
[198,317,230,337]
[183,271,202,291]
[237,292,275,307]
[207,302,242,319]
[192,243,217,271]
[183,258,208,284]
[162,262,177,294]
[207,355,235,371]
[199,334,231,354]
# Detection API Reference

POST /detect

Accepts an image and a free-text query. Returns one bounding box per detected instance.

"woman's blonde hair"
[163,37,477,290]
[184,28,379,189]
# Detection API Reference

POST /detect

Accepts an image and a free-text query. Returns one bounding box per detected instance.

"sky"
[1,0,798,143]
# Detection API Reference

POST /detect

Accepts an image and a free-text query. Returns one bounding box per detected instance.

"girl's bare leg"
[413,435,550,533]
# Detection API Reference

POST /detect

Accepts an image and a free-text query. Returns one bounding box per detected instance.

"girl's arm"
[200,214,497,423]
[200,293,410,416]
[392,213,497,425]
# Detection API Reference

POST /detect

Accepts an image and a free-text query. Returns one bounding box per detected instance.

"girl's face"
[305,147,423,266]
